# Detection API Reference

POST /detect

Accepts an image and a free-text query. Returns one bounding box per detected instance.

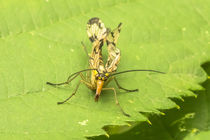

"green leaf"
[0,0,209,139]
[164,63,210,140]
[167,63,210,140]
[185,131,210,140]
[92,63,210,140]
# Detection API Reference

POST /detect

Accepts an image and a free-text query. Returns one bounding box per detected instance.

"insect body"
[46,17,165,116]
[86,18,123,101]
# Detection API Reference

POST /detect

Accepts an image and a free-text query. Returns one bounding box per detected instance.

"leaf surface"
[93,63,210,140]
[0,0,209,139]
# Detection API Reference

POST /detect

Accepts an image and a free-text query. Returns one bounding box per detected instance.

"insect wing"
[87,17,108,44]
[87,17,108,86]
[105,23,122,73]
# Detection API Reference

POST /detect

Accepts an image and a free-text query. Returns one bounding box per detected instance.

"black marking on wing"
[99,40,104,49]
[88,17,99,25]
[118,23,122,32]
[111,32,115,38]
[93,47,98,54]
[99,22,103,29]
[106,40,116,46]
[89,36,94,42]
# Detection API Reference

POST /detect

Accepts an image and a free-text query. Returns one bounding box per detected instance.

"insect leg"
[102,88,130,117]
[46,73,80,86]
[104,76,114,87]
[79,73,86,81]
[114,77,138,92]
[80,80,93,89]
[57,81,82,104]
[80,72,92,86]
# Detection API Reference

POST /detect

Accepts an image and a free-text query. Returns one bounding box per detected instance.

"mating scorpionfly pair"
[46,17,164,116]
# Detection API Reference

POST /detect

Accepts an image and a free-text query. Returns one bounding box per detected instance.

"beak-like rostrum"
[95,80,104,101]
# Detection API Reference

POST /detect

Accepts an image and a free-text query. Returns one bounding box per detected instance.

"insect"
[46,17,164,116]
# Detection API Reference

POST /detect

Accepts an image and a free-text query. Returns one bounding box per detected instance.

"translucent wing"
[105,23,122,73]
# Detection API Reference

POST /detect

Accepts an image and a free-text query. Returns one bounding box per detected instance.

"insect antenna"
[109,69,165,77]
[46,68,98,86]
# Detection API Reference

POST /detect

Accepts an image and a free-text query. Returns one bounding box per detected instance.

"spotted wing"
[87,17,108,87]
[87,17,107,72]
[87,17,108,44]
[105,23,122,73]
